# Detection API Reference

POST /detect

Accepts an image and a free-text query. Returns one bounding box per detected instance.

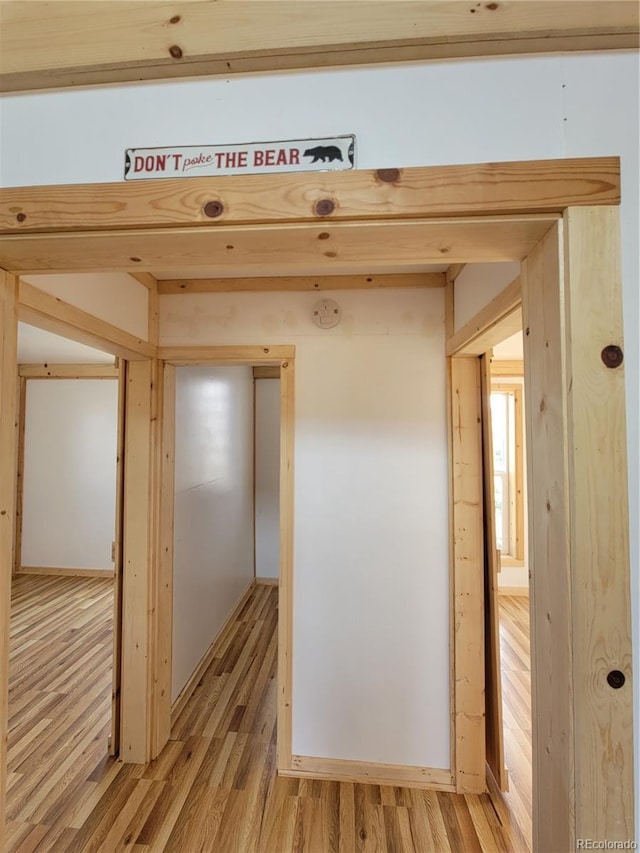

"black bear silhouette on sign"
[303,145,343,164]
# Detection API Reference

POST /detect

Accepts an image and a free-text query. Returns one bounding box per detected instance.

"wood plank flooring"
[6,578,532,852]
[6,574,114,851]
[497,594,532,849]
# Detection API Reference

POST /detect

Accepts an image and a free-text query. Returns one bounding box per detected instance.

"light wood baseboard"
[498,586,529,596]
[18,565,115,579]
[171,580,256,727]
[255,576,279,586]
[282,755,455,792]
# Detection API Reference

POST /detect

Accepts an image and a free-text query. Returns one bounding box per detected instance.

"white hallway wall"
[21,379,118,570]
[0,50,637,797]
[255,378,280,581]
[172,365,254,702]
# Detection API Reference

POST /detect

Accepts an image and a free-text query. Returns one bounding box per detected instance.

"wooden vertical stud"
[450,355,486,794]
[522,209,634,847]
[0,270,18,831]
[277,356,295,772]
[563,206,634,840]
[153,362,175,754]
[13,376,26,575]
[121,359,154,763]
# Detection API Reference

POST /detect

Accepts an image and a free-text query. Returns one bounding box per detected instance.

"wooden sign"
[124,136,355,180]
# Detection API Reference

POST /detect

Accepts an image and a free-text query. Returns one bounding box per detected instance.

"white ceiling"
[17,323,115,365]
[493,331,524,360]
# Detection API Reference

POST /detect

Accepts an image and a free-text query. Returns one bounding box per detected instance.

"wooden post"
[0,270,18,828]
[522,210,634,847]
[153,362,175,754]
[121,358,170,763]
[450,356,486,793]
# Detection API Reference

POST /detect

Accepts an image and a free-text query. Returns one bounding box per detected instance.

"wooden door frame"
[0,158,634,844]
[154,346,295,770]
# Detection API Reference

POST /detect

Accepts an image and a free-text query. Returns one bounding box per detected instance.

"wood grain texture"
[159,345,294,366]
[447,276,522,356]
[121,360,154,764]
[6,581,530,850]
[562,206,634,841]
[450,357,485,794]
[0,160,618,234]
[1,2,638,92]
[498,595,532,849]
[480,354,507,791]
[521,220,575,852]
[0,215,559,275]
[16,566,114,578]
[17,280,154,360]
[158,272,445,294]
[13,376,26,576]
[6,575,114,848]
[0,271,19,834]
[17,364,118,378]
[277,357,295,774]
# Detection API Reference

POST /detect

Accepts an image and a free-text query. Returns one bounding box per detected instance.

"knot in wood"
[203,200,224,219]
[314,199,335,217]
[601,344,623,368]
[376,168,400,183]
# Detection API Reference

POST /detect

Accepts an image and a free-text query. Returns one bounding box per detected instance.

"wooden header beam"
[0,159,619,235]
[1,2,637,93]
[158,272,445,294]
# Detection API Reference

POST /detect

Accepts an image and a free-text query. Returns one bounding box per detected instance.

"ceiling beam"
[157,273,445,294]
[1,1,638,93]
[0,159,620,235]
[0,215,559,275]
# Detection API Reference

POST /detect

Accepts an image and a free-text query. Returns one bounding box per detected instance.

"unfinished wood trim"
[522,210,634,846]
[253,366,281,380]
[498,586,529,597]
[121,359,155,763]
[0,160,618,235]
[0,271,18,832]
[450,356,485,794]
[18,363,118,378]
[0,215,560,275]
[170,580,256,727]
[447,276,522,356]
[277,356,295,773]
[16,565,115,578]
[480,353,507,791]
[1,2,637,92]
[154,362,175,753]
[158,272,445,294]
[13,376,26,576]
[146,274,159,347]
[128,271,156,291]
[110,360,126,757]
[255,577,279,586]
[563,207,633,840]
[160,345,295,366]
[444,268,455,342]
[286,756,455,792]
[522,221,573,850]
[17,279,155,361]
[446,263,467,283]
[490,359,524,377]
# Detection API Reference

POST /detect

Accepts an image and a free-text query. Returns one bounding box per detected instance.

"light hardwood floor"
[6,578,532,852]
[497,593,532,849]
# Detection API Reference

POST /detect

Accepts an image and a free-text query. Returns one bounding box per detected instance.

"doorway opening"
[7,322,122,840]
[160,349,294,770]
[489,331,532,845]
